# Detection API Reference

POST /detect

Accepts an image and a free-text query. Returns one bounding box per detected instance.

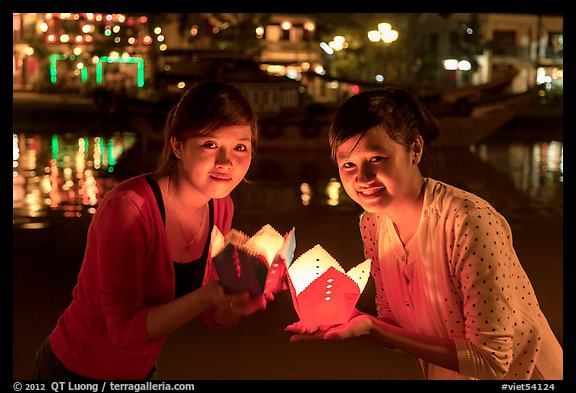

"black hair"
[154,80,258,176]
[329,86,440,163]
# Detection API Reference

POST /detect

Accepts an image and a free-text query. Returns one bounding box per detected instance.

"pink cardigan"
[49,174,233,379]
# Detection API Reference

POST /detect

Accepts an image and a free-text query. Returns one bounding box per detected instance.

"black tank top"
[145,175,214,298]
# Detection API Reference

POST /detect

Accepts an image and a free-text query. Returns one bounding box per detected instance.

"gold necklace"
[168,176,206,252]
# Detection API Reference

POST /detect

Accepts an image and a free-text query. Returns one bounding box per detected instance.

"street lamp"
[367,22,398,44]
[329,35,347,51]
[366,22,399,83]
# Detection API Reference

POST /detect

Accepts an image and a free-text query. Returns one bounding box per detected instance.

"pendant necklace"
[168,176,206,254]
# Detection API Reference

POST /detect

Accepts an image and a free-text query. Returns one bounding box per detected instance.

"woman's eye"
[235,144,248,152]
[202,141,217,149]
[370,156,385,163]
[341,162,355,169]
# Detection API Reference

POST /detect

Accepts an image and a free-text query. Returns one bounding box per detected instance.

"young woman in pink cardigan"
[287,87,563,380]
[32,81,266,380]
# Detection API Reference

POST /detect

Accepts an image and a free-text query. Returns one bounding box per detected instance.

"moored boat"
[433,89,539,148]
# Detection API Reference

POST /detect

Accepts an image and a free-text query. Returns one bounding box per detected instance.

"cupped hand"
[201,279,228,306]
[285,308,367,335]
[285,320,340,338]
[286,314,375,343]
[212,289,267,326]
[321,314,374,340]
[239,293,267,316]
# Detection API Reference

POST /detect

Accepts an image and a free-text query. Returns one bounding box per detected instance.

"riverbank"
[13,91,562,140]
[13,91,132,133]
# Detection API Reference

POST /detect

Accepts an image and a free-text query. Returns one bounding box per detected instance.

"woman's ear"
[171,137,183,159]
[411,135,424,165]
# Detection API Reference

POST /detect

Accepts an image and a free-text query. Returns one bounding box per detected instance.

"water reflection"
[300,183,312,206]
[12,130,563,228]
[12,132,137,228]
[472,140,563,217]
[326,178,343,207]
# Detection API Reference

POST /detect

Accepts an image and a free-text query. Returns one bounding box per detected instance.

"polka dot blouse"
[360,178,562,380]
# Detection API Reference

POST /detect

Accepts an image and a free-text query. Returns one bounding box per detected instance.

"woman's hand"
[285,320,338,335]
[286,313,375,343]
[146,279,264,338]
[284,308,368,336]
[202,280,267,327]
[322,314,375,340]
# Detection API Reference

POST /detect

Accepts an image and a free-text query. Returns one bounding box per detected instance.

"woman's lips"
[357,187,385,200]
[209,173,233,183]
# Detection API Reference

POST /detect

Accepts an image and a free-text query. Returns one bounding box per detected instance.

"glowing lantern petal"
[210,225,296,297]
[288,244,345,295]
[243,224,285,267]
[287,244,371,326]
[345,259,371,292]
[209,225,226,257]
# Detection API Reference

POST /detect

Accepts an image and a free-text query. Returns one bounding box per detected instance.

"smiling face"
[173,125,253,199]
[336,126,422,214]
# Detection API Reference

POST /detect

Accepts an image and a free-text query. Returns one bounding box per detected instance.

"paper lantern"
[286,244,371,326]
[210,224,296,297]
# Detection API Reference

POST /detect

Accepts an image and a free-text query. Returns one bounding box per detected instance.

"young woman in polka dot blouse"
[286,87,563,380]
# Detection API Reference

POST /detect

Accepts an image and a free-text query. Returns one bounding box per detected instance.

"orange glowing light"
[210,225,296,297]
[287,245,371,326]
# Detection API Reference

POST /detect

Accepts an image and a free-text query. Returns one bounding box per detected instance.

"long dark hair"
[154,80,259,177]
[328,87,440,168]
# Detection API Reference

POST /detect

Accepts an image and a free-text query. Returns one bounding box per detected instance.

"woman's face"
[336,126,421,213]
[176,125,253,199]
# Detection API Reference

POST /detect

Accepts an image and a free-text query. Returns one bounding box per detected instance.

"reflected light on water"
[94,137,103,169]
[12,131,136,227]
[300,182,312,206]
[326,177,342,206]
[45,159,62,208]
[13,129,563,227]
[20,222,48,230]
[13,133,20,161]
[474,139,563,217]
[544,141,562,179]
[476,140,563,192]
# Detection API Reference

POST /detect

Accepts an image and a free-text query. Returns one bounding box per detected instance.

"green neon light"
[107,138,116,166]
[96,61,103,84]
[50,54,89,84]
[51,134,59,160]
[97,137,105,167]
[50,54,145,87]
[49,54,61,84]
[96,56,145,87]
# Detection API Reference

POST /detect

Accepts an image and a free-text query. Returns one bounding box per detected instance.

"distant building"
[13,12,563,101]
[412,13,563,94]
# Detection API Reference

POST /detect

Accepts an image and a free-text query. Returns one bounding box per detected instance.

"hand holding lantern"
[210,224,296,299]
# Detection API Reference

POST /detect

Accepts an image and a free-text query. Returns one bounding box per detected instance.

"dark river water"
[12,117,564,380]
[12,127,563,230]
